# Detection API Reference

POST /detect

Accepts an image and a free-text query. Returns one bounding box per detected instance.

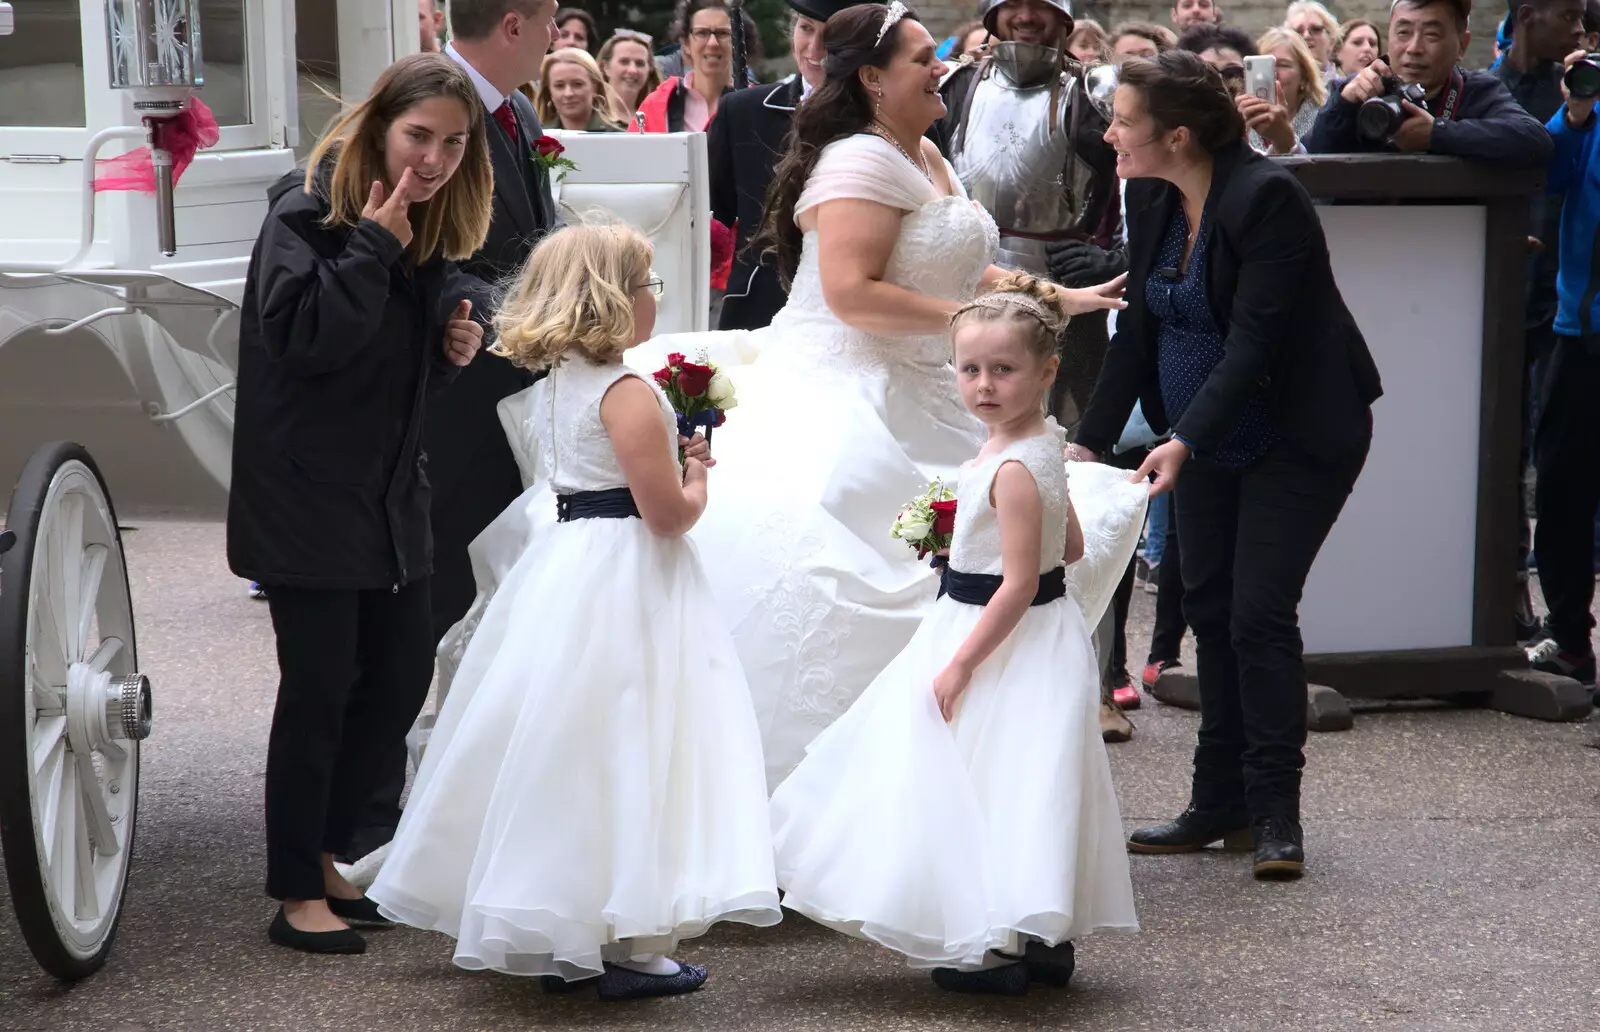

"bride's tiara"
[876,0,909,47]
[955,291,1061,329]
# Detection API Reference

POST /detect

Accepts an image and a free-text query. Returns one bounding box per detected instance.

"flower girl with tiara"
[368,221,780,1000]
[770,274,1143,995]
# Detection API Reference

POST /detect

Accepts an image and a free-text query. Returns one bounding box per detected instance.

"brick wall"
[919,0,1495,68]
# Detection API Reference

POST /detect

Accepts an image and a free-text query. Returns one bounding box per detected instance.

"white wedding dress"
[630,134,1149,788]
[769,425,1139,967]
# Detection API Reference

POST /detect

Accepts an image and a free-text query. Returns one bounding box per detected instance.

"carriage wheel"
[0,442,150,980]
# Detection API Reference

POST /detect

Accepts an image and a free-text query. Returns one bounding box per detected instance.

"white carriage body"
[0,0,712,517]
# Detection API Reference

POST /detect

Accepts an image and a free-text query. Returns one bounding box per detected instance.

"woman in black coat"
[227,53,492,953]
[1069,51,1382,880]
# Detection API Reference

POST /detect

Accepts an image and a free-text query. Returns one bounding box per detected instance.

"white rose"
[706,369,738,410]
[897,516,931,541]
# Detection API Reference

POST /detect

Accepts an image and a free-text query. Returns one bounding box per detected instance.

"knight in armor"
[932,0,1136,743]
[932,0,1125,428]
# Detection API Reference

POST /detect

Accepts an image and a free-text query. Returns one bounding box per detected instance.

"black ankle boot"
[1127,804,1252,854]
[1252,815,1305,879]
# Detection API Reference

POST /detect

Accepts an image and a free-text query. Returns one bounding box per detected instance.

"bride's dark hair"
[751,3,922,288]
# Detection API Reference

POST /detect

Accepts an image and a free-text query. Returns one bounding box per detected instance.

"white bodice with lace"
[763,135,1000,377]
[506,358,677,493]
[949,424,1071,578]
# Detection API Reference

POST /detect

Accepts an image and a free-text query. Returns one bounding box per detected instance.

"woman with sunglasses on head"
[598,29,663,123]
[1073,50,1380,881]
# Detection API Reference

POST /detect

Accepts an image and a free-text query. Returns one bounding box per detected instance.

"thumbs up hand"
[443,299,481,367]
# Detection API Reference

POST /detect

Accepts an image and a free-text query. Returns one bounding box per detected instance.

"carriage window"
[198,0,250,126]
[0,0,88,127]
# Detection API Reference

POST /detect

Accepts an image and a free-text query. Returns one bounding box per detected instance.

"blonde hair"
[492,220,655,369]
[304,53,492,262]
[534,47,621,129]
[598,32,664,118]
[950,272,1067,363]
[1257,26,1328,109]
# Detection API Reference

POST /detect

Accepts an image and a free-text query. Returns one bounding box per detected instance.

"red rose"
[930,498,958,537]
[712,409,727,428]
[676,361,714,396]
[666,352,686,367]
[653,367,672,386]
[534,135,565,159]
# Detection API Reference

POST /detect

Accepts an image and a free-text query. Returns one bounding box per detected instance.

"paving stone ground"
[3,521,1598,1032]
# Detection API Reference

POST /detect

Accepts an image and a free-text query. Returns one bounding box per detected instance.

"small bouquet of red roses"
[532,135,578,182]
[890,478,958,564]
[653,350,737,456]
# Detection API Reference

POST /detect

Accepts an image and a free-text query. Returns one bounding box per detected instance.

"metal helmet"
[978,0,1075,40]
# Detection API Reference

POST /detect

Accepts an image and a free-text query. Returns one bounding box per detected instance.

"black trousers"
[1175,442,1365,818]
[1148,504,1187,665]
[1533,335,1600,656]
[263,580,434,899]
[1519,320,1558,576]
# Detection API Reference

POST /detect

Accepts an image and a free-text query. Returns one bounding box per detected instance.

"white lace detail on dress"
[521,359,678,493]
[949,421,1071,577]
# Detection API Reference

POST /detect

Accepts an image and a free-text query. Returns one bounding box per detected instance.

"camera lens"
[1357,96,1403,142]
[1566,54,1600,101]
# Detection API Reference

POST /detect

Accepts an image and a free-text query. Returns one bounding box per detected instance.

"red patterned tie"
[492,100,518,143]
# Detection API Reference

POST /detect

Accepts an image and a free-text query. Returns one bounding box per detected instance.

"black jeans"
[1176,442,1366,819]
[263,580,434,900]
[1148,505,1187,665]
[1533,335,1600,656]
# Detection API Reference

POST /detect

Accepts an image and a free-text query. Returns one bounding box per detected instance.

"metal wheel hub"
[65,665,152,757]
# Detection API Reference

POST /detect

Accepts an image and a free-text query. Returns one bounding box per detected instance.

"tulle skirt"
[769,592,1139,969]
[369,511,781,979]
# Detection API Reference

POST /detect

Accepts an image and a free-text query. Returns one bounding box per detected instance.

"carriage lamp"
[105,0,205,256]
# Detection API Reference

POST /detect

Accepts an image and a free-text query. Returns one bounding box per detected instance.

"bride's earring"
[872,84,884,117]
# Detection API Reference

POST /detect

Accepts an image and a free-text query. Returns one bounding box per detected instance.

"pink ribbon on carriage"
[92,98,221,193]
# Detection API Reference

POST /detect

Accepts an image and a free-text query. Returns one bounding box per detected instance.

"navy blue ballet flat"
[931,959,1029,996]
[597,962,709,1001]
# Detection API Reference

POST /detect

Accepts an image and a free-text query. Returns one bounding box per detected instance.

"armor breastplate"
[950,45,1099,272]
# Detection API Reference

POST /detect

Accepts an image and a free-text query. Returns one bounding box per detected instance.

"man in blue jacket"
[1305,0,1553,167]
[1528,49,1600,694]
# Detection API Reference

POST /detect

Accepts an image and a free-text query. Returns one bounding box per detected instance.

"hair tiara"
[876,1,909,47]
[954,290,1061,329]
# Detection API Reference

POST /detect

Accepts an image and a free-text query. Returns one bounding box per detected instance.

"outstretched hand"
[443,299,482,366]
[1131,438,1189,498]
[1054,274,1128,316]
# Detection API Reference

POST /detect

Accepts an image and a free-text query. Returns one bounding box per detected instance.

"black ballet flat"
[325,895,395,928]
[930,959,1029,996]
[1023,940,1076,987]
[268,907,367,955]
[597,962,709,1001]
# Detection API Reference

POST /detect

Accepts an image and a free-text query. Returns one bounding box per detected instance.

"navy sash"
[939,566,1067,607]
[555,487,640,522]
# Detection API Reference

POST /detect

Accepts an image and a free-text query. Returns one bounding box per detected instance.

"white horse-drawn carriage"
[0,0,710,979]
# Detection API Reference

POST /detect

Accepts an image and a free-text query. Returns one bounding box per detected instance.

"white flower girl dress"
[369,358,781,981]
[770,422,1140,975]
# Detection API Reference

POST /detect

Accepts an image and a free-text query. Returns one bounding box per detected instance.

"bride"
[618,1,1144,788]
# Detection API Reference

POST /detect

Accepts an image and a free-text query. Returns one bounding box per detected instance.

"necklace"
[869,121,932,183]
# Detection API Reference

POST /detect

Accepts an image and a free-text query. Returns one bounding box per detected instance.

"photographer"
[1304,0,1552,167]
[1528,48,1600,693]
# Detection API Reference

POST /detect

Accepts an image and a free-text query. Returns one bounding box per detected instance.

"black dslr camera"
[1565,53,1600,101]
[1356,74,1430,143]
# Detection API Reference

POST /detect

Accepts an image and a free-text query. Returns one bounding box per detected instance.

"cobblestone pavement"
[2,521,1598,1032]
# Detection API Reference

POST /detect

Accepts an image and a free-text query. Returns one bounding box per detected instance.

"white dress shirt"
[445,41,506,113]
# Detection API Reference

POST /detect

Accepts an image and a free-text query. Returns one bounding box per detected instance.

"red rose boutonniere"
[532,135,578,182]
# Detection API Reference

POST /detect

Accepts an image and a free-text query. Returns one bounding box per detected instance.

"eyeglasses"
[612,28,654,46]
[639,276,665,297]
[1219,63,1245,80]
[688,28,734,42]
[1299,23,1329,36]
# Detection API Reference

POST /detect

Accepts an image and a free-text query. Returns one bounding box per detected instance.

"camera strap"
[1429,67,1466,121]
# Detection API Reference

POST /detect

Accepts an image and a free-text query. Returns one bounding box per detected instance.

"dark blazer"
[228,170,460,590]
[708,75,801,330]
[1077,143,1383,466]
[423,86,559,635]
[1304,68,1553,169]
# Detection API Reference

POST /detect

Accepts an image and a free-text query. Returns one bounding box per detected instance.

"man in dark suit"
[342,0,562,864]
[707,0,846,330]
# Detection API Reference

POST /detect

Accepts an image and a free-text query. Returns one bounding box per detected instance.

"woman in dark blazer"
[1070,50,1382,880]
[228,54,491,953]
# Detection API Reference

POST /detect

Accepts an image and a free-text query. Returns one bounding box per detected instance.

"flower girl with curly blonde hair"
[770,273,1142,996]
[369,221,779,1001]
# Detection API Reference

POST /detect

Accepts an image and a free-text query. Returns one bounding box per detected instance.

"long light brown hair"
[534,48,621,129]
[598,30,663,118]
[304,53,493,262]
